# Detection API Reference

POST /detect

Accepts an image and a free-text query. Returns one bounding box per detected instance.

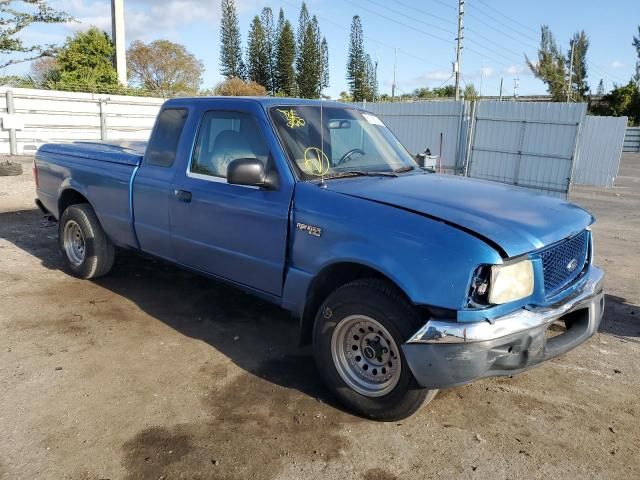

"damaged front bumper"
[402,266,605,389]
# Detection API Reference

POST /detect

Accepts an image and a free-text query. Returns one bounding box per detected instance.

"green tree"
[596,78,605,95]
[54,27,118,91]
[213,77,267,96]
[463,83,479,101]
[338,91,352,102]
[592,81,640,125]
[633,26,640,84]
[246,16,269,90]
[432,85,455,97]
[275,18,296,96]
[260,7,276,94]
[526,25,566,101]
[567,31,589,102]
[347,15,367,101]
[320,36,329,93]
[220,0,245,79]
[295,10,322,98]
[1,0,72,69]
[127,40,204,96]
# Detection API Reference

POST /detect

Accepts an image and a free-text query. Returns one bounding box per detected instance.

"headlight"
[488,259,534,304]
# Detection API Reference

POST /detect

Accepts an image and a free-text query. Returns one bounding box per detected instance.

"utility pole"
[391,48,397,102]
[513,77,519,100]
[454,0,464,101]
[567,39,574,102]
[499,77,504,100]
[111,0,127,86]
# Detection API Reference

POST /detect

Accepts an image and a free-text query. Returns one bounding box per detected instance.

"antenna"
[320,101,325,186]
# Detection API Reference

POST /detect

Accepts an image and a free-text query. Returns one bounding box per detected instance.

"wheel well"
[298,262,411,346]
[58,189,89,218]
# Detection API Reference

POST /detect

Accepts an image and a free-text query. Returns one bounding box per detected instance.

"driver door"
[169,109,292,297]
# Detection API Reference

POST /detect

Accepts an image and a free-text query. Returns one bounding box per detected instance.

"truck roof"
[163,96,363,110]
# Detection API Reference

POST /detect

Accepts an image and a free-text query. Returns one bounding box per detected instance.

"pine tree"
[320,37,329,94]
[260,7,276,94]
[568,31,589,102]
[247,16,269,89]
[220,0,245,79]
[366,55,377,101]
[632,26,639,84]
[296,20,321,98]
[526,25,566,101]
[277,8,286,38]
[276,19,296,96]
[347,15,368,101]
[596,78,605,96]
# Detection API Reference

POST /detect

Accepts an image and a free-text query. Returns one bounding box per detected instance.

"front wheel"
[313,279,438,421]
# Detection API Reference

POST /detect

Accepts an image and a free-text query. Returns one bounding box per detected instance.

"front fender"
[285,183,502,313]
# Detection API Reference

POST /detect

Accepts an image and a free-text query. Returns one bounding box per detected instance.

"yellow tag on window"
[277,109,305,128]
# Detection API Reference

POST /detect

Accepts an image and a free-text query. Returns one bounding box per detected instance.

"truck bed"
[38,141,146,166]
[35,141,147,249]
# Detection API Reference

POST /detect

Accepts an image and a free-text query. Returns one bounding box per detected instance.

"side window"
[190,111,269,179]
[146,108,188,167]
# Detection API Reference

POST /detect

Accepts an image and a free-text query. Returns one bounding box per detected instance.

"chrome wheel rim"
[63,220,86,266]
[331,315,401,397]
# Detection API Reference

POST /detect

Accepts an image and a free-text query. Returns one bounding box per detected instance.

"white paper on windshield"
[362,113,384,126]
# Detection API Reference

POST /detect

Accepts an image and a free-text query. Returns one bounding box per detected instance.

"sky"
[3,0,640,99]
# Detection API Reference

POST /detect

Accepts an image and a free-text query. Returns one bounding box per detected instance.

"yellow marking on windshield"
[303,147,330,176]
[277,109,306,128]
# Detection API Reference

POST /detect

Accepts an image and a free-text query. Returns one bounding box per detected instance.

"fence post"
[6,89,17,155]
[99,100,107,140]
[463,100,477,176]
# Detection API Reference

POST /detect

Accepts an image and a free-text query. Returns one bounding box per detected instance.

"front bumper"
[402,266,605,389]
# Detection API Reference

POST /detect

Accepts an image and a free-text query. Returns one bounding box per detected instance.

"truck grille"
[539,230,589,296]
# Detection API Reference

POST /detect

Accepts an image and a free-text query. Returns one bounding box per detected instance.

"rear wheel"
[313,278,438,421]
[58,203,115,279]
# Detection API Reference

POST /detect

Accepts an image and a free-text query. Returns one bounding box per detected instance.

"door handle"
[174,189,192,203]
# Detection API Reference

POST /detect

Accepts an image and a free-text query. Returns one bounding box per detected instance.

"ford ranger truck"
[34,97,605,421]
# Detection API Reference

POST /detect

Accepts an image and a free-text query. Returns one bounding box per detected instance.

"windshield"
[269,105,417,180]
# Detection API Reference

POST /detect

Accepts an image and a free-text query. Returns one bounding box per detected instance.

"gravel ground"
[0,153,638,480]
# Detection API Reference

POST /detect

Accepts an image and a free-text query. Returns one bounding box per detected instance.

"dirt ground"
[1,153,639,480]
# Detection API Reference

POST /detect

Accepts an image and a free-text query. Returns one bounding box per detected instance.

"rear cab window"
[146,108,188,167]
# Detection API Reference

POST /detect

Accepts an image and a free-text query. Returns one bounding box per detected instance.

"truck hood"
[325,173,593,258]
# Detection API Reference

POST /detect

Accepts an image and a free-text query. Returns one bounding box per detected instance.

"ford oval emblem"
[566,258,578,272]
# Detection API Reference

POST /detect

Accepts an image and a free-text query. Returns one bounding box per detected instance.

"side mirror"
[227,158,275,189]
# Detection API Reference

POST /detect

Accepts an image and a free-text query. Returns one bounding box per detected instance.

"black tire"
[313,278,438,421]
[0,161,23,176]
[58,203,115,279]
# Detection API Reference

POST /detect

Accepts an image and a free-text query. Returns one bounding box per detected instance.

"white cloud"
[503,64,531,77]
[480,66,495,78]
[610,60,624,69]
[415,70,453,82]
[56,0,225,42]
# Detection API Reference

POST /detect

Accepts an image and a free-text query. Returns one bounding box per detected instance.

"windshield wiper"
[393,165,416,173]
[323,170,398,179]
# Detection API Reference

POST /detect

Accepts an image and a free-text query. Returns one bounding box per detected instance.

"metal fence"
[466,101,587,197]
[351,100,469,173]
[0,87,163,155]
[573,116,628,188]
[624,126,640,152]
[1,88,629,196]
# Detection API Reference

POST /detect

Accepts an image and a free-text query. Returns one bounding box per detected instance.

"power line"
[344,0,518,68]
[394,0,457,26]
[454,0,464,100]
[279,0,444,70]
[475,0,539,36]
[366,0,456,36]
[467,6,539,47]
[343,0,453,45]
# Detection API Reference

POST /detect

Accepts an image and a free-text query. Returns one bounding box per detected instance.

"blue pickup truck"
[34,97,604,420]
